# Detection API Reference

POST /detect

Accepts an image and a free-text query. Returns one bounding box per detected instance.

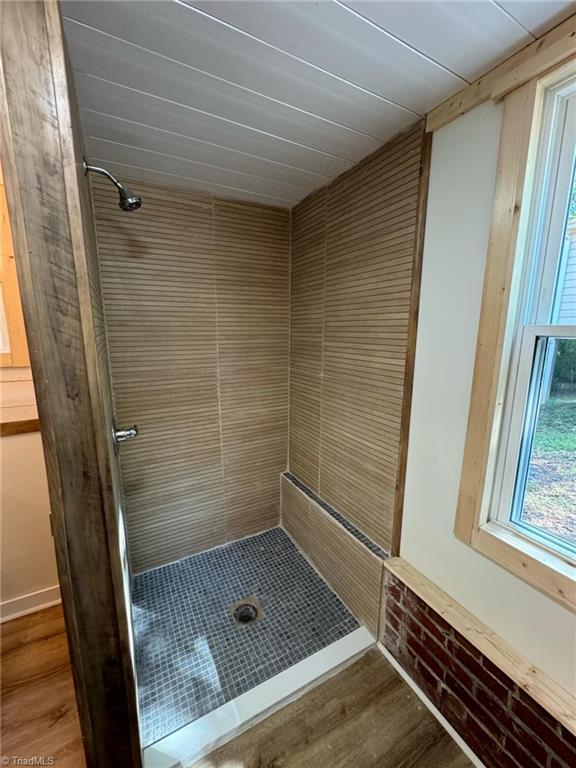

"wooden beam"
[384,557,576,737]
[427,13,576,133]
[0,1,141,765]
[492,45,576,101]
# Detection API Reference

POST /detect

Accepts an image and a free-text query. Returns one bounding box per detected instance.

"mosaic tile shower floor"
[133,527,359,746]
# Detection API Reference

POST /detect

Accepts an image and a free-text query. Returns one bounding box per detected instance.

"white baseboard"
[378,643,485,768]
[0,584,61,623]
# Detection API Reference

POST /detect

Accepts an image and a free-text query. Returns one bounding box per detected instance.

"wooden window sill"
[470,522,576,613]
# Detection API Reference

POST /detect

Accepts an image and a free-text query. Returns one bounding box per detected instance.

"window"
[492,77,576,563]
[455,60,576,611]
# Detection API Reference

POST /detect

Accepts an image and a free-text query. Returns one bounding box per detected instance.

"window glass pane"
[554,164,576,325]
[516,338,576,552]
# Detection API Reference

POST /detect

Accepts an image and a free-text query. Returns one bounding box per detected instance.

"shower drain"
[230,595,263,626]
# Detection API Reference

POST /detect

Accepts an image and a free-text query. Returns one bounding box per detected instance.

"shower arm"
[82,161,123,191]
[82,159,142,212]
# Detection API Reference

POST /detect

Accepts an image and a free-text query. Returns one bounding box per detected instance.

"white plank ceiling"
[62,0,576,208]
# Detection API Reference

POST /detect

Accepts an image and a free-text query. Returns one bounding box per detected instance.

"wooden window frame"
[455,62,576,613]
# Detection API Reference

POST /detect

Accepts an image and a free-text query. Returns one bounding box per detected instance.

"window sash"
[494,325,576,562]
[525,85,576,326]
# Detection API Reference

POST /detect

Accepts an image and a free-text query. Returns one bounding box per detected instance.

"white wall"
[401,100,576,695]
[0,368,59,620]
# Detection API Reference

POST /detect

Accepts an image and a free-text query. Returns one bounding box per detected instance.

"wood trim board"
[427,13,576,132]
[391,131,432,557]
[454,81,540,545]
[471,524,576,611]
[492,47,576,102]
[384,557,576,737]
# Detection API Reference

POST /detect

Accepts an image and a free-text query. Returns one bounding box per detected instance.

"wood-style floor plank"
[0,605,85,768]
[191,649,472,768]
[1,608,471,768]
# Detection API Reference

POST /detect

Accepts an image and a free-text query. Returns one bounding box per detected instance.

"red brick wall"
[383,571,576,768]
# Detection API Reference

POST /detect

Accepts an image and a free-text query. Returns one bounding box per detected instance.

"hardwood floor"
[191,650,472,768]
[1,607,471,768]
[1,605,85,767]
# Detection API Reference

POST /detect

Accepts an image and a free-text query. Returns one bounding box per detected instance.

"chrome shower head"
[83,160,142,212]
[118,185,142,212]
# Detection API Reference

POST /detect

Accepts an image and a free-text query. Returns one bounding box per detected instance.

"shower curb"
[142,626,374,768]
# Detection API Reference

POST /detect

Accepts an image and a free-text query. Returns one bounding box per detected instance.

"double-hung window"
[456,60,576,610]
[492,77,576,563]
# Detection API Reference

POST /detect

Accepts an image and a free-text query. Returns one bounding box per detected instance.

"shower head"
[83,160,142,212]
[118,185,142,212]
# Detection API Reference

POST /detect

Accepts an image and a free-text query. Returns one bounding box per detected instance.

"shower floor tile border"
[143,626,374,768]
[133,527,361,747]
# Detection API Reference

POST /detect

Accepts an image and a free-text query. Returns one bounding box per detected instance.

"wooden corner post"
[0,2,141,765]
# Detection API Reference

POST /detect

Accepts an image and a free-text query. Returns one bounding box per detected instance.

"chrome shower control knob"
[113,425,139,443]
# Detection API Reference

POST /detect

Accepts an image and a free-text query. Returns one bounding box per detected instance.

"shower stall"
[1,0,430,755]
[85,116,428,762]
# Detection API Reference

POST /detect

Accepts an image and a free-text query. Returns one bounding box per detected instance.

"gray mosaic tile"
[283,472,389,560]
[133,527,359,747]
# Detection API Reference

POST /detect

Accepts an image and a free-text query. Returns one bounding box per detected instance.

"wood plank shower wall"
[92,179,289,572]
[288,120,427,553]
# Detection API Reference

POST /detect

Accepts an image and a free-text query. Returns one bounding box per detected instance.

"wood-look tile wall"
[289,120,426,553]
[281,476,383,635]
[92,178,289,572]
